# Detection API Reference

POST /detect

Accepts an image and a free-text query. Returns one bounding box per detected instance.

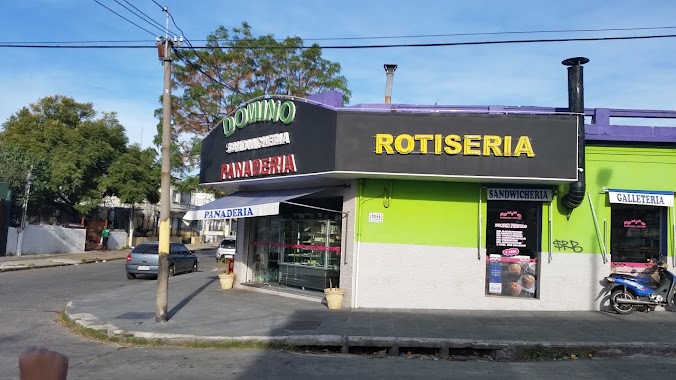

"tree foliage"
[0,95,153,222]
[159,22,352,187]
[0,142,50,225]
[100,144,160,206]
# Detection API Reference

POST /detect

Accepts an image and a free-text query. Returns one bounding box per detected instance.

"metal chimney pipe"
[560,57,589,213]
[384,64,398,104]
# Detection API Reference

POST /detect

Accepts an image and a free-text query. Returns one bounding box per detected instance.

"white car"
[216,237,237,260]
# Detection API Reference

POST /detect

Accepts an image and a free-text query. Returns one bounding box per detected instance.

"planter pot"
[324,288,345,310]
[218,273,235,290]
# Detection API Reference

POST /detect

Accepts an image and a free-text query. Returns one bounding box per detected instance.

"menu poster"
[485,201,541,298]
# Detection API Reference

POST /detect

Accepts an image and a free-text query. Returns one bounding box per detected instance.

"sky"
[2,0,676,151]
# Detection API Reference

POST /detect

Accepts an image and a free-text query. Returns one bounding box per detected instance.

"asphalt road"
[2,249,676,379]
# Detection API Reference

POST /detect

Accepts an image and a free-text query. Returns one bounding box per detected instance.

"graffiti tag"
[553,239,583,253]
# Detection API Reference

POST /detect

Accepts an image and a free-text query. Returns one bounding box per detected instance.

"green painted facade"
[356,145,676,257]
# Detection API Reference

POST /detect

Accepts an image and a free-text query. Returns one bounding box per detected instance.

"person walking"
[101,225,110,251]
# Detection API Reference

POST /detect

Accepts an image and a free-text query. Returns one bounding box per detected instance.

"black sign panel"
[335,112,578,181]
[200,99,337,184]
[485,200,541,298]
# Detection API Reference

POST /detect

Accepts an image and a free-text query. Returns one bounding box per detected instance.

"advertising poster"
[485,200,540,298]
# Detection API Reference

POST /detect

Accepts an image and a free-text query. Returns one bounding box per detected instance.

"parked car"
[216,237,237,260]
[126,242,199,279]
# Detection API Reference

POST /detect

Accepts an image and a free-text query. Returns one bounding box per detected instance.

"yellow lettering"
[483,135,502,156]
[444,135,462,154]
[375,134,394,154]
[503,136,512,156]
[414,134,433,154]
[513,136,535,157]
[394,134,415,154]
[434,134,442,154]
[464,135,481,156]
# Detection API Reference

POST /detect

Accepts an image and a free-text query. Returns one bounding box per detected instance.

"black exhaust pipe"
[560,57,589,212]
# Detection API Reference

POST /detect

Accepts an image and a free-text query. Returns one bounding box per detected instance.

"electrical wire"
[292,25,676,42]
[168,12,190,46]
[0,40,151,44]
[3,33,676,49]
[6,25,676,45]
[171,47,240,93]
[164,8,238,93]
[91,0,157,37]
[110,0,166,35]
[119,0,177,36]
[151,0,163,11]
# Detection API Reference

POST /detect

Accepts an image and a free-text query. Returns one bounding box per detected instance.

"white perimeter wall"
[355,242,612,311]
[5,225,86,255]
[6,227,18,255]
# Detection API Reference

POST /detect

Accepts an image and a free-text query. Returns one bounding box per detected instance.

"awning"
[183,187,328,221]
[608,189,674,207]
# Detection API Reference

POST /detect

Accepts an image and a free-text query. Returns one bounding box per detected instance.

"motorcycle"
[606,261,676,315]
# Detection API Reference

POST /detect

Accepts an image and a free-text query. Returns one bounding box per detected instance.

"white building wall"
[108,231,127,250]
[18,225,86,255]
[355,242,612,311]
[6,227,18,255]
[338,181,357,307]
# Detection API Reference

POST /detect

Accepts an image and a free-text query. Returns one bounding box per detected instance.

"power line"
[116,0,176,36]
[163,8,235,93]
[111,0,165,35]
[92,0,157,37]
[168,12,190,46]
[2,33,676,49]
[172,47,240,94]
[151,0,163,11]
[298,25,676,42]
[0,40,151,44]
[6,25,676,45]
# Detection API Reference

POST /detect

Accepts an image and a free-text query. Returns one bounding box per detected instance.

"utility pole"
[16,165,33,257]
[155,6,182,323]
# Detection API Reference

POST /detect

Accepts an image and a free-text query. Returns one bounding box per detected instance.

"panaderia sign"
[199,97,338,185]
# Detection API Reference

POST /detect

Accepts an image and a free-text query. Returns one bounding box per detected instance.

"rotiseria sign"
[375,133,535,157]
[222,99,296,138]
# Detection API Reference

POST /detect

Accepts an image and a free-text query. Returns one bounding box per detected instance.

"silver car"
[216,237,237,260]
[125,242,199,279]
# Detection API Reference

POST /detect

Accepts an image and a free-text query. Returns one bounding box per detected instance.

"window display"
[278,219,341,290]
[485,200,541,298]
[610,204,667,283]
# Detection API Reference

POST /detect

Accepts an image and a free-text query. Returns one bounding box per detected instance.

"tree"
[100,144,160,246]
[0,142,49,225]
[159,21,352,187]
[0,95,128,222]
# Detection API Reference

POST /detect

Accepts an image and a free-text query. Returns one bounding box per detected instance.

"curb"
[63,303,676,361]
[0,257,127,273]
[0,247,215,273]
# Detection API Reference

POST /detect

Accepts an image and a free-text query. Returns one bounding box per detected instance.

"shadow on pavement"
[168,276,218,320]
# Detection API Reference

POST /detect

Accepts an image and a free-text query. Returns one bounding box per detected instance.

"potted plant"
[324,279,345,310]
[217,256,235,290]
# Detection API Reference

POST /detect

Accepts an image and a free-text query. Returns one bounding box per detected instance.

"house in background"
[83,185,226,250]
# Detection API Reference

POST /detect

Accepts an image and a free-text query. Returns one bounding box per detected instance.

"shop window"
[249,216,281,283]
[610,205,667,264]
[485,201,541,298]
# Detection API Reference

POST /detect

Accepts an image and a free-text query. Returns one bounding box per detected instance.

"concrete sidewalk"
[0,243,218,272]
[64,268,676,361]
